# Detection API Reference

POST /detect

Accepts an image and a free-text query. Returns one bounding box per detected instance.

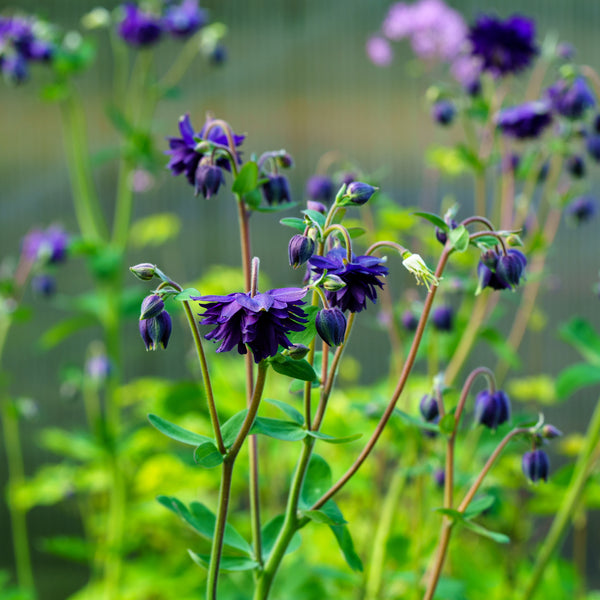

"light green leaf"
[232,161,259,195]
[559,318,600,367]
[394,409,440,433]
[173,288,201,302]
[464,495,495,519]
[556,363,600,399]
[264,398,304,425]
[302,208,326,229]
[287,305,318,346]
[250,417,307,441]
[412,211,448,231]
[329,525,363,572]
[461,519,510,544]
[129,213,181,248]
[438,413,456,436]
[148,414,213,447]
[306,431,362,444]
[261,515,302,560]
[193,442,224,468]
[269,356,319,382]
[221,410,249,447]
[279,217,306,232]
[39,315,97,349]
[448,225,470,253]
[303,509,347,526]
[188,551,259,571]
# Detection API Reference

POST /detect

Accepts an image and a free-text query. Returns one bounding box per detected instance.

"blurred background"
[1,0,599,597]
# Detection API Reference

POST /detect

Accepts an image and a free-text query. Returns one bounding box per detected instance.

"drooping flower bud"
[432,305,454,332]
[306,175,334,203]
[522,449,549,483]
[566,155,586,178]
[315,307,347,346]
[31,274,56,297]
[431,100,456,126]
[130,263,156,281]
[566,196,597,225]
[419,394,439,422]
[195,160,225,199]
[496,250,527,289]
[342,181,378,206]
[262,174,292,205]
[139,311,172,351]
[140,294,164,320]
[288,234,315,269]
[474,389,511,429]
[541,424,562,439]
[401,310,419,332]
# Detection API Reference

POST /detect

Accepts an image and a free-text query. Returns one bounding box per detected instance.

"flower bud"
[419,394,439,422]
[31,274,56,297]
[432,305,454,332]
[262,174,292,205]
[474,389,511,429]
[288,234,315,269]
[566,155,586,178]
[306,175,334,203]
[586,133,600,162]
[287,344,310,360]
[433,469,445,488]
[431,100,456,126]
[140,294,164,320]
[195,160,225,199]
[139,311,172,351]
[315,307,347,346]
[322,274,346,291]
[566,196,597,225]
[307,200,327,214]
[130,263,156,281]
[541,424,563,439]
[401,310,419,332]
[522,449,549,483]
[342,181,378,206]
[496,250,527,289]
[276,152,294,169]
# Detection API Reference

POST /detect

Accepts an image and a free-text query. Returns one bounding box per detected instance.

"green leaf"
[221,410,249,447]
[479,327,521,369]
[556,363,600,399]
[148,414,213,447]
[244,187,263,210]
[426,145,468,177]
[455,143,484,173]
[464,495,495,519]
[303,508,347,526]
[329,525,363,572]
[300,454,332,507]
[264,398,304,425]
[193,442,224,468]
[448,225,470,252]
[438,413,456,436]
[157,496,252,555]
[173,288,201,302]
[39,315,97,349]
[473,235,501,250]
[40,536,91,563]
[188,551,259,571]
[347,226,367,239]
[559,318,600,366]
[302,208,326,229]
[269,356,319,382]
[394,409,440,433]
[306,431,362,444]
[412,211,448,231]
[434,508,463,521]
[280,217,307,232]
[129,213,181,249]
[261,515,302,560]
[254,201,298,213]
[287,305,318,346]
[250,417,307,441]
[461,519,510,544]
[232,161,259,195]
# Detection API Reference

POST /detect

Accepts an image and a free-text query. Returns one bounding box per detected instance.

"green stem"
[521,397,600,600]
[60,91,107,242]
[158,29,207,93]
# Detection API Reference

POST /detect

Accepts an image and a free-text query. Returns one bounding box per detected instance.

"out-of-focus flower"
[401,309,419,331]
[31,274,56,297]
[434,468,445,488]
[565,196,597,225]
[117,3,163,47]
[307,200,327,215]
[22,225,69,265]
[195,287,308,363]
[468,14,537,77]
[566,155,585,178]
[432,305,453,331]
[306,175,334,203]
[541,424,562,439]
[522,449,549,482]
[288,234,315,269]
[546,77,595,119]
[474,389,511,429]
[163,0,207,38]
[419,394,439,422]
[585,133,600,162]
[495,102,552,139]
[431,100,456,126]
[262,174,292,205]
[315,307,347,346]
[85,354,112,381]
[366,35,393,66]
[130,169,155,193]
[556,42,575,60]
[309,247,388,313]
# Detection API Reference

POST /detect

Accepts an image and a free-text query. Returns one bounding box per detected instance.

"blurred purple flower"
[117,3,163,47]
[522,449,549,483]
[495,101,552,139]
[309,247,388,313]
[468,14,537,77]
[22,225,69,265]
[476,248,527,294]
[164,0,207,38]
[565,196,597,225]
[366,36,393,66]
[195,287,308,363]
[546,77,595,119]
[306,175,334,203]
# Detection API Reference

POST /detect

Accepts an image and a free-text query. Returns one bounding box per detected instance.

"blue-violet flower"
[164,0,207,38]
[117,3,163,47]
[474,389,511,429]
[522,449,549,483]
[546,77,595,119]
[496,101,552,139]
[315,307,347,346]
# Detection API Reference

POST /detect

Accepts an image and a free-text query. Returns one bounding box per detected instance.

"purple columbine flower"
[315,307,347,346]
[476,248,527,294]
[195,160,225,198]
[343,181,378,206]
[308,247,388,313]
[495,101,553,139]
[139,311,172,350]
[165,114,245,187]
[474,389,511,429]
[431,100,456,126]
[366,35,393,66]
[565,196,597,225]
[468,14,537,77]
[262,174,292,205]
[163,0,207,38]
[432,305,453,332]
[522,449,549,483]
[195,287,308,363]
[401,309,419,331]
[288,234,315,269]
[117,3,163,47]
[21,225,69,265]
[306,175,334,203]
[546,77,595,119]
[419,394,439,422]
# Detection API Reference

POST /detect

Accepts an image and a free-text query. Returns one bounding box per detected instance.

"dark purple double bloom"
[195,288,308,363]
[468,14,537,77]
[308,247,388,313]
[546,77,595,120]
[476,248,527,294]
[0,16,54,84]
[166,114,245,197]
[495,102,553,140]
[117,1,207,47]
